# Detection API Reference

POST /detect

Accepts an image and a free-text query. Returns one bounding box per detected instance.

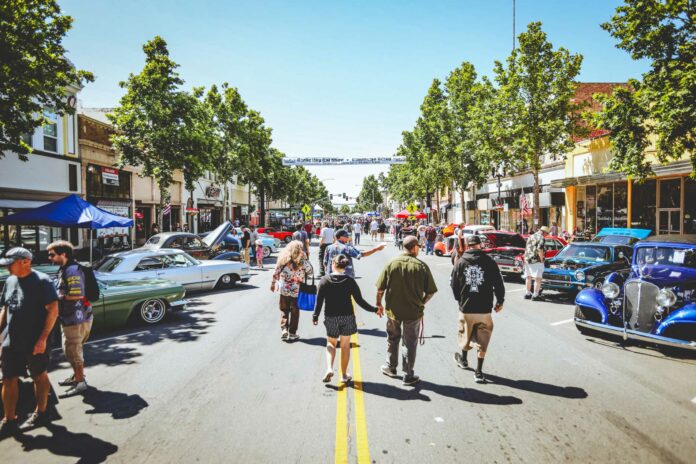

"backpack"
[78,263,101,302]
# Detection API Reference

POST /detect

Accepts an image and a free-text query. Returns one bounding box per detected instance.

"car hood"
[201,222,234,248]
[546,258,604,271]
[629,265,696,289]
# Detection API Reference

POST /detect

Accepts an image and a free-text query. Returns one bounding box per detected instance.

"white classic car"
[95,249,250,291]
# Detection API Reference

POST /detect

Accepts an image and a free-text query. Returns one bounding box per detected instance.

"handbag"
[297,262,317,311]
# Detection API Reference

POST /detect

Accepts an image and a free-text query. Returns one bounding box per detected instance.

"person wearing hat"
[376,235,437,386]
[450,235,505,383]
[524,226,550,301]
[323,229,385,278]
[0,248,59,436]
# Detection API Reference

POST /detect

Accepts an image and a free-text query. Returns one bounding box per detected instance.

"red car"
[257,227,293,243]
[492,234,567,278]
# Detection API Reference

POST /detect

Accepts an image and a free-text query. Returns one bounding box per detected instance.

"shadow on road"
[15,423,118,463]
[358,328,386,338]
[294,337,326,347]
[81,387,149,419]
[360,380,523,405]
[482,374,588,399]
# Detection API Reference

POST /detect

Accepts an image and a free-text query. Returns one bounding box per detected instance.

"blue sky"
[60,0,649,196]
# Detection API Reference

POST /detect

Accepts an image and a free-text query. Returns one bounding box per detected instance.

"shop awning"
[551,172,625,188]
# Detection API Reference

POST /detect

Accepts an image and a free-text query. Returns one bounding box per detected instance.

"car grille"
[543,272,570,282]
[624,280,659,333]
[492,256,515,266]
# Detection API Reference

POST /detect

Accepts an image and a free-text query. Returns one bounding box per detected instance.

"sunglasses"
[47,253,57,257]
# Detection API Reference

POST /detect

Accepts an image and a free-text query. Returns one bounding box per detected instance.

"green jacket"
[376,253,437,321]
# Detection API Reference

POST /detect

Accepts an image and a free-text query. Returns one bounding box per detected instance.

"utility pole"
[512,0,516,51]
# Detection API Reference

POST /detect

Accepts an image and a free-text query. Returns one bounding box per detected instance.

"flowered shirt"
[273,259,313,297]
[524,231,545,264]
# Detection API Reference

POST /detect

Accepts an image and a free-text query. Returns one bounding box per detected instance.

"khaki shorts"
[458,312,494,353]
[525,262,545,279]
[62,319,93,368]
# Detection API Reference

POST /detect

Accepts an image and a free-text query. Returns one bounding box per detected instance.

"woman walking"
[313,254,382,383]
[270,241,313,341]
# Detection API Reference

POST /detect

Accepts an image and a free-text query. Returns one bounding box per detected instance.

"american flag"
[519,194,531,216]
[162,203,171,216]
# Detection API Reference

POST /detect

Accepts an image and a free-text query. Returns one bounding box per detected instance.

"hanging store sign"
[206,186,221,198]
[101,167,120,186]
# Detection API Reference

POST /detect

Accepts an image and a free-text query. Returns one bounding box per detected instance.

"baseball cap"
[539,226,551,233]
[0,247,33,266]
[335,230,349,239]
[465,235,482,245]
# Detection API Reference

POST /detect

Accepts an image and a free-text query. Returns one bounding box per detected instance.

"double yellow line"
[334,332,371,464]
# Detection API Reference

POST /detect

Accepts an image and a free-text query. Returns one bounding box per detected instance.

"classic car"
[143,225,241,261]
[234,228,280,257]
[592,227,652,246]
[574,235,696,350]
[257,227,294,243]
[96,249,250,291]
[434,235,458,257]
[0,263,59,286]
[542,242,633,292]
[94,278,187,329]
[481,232,527,276]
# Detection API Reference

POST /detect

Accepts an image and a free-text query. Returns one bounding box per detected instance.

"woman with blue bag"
[312,254,383,384]
[270,241,313,341]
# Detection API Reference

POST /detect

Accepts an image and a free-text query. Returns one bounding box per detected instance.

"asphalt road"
[1,236,695,463]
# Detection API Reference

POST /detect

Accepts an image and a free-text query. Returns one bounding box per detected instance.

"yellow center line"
[351,332,371,464]
[335,380,348,464]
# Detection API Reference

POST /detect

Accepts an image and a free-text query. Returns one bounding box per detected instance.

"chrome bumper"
[574,319,696,351]
[241,275,251,282]
[170,299,188,311]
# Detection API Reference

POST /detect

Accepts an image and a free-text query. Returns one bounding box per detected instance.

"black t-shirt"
[241,231,251,248]
[313,274,377,320]
[1,271,58,353]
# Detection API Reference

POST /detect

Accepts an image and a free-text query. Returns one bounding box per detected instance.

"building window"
[43,110,58,152]
[86,164,131,200]
[613,182,628,228]
[659,178,681,209]
[585,185,597,235]
[21,132,32,148]
[684,178,696,234]
[631,179,656,231]
[68,164,78,191]
[596,183,613,231]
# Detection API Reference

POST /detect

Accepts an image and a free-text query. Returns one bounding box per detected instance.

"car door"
[154,253,201,292]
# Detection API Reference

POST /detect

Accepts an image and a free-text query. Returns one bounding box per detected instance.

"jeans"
[319,244,328,274]
[354,233,360,245]
[385,317,422,377]
[425,240,435,255]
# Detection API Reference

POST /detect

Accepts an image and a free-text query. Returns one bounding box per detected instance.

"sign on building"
[101,167,119,186]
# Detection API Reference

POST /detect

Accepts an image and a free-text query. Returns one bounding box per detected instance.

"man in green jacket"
[376,236,437,386]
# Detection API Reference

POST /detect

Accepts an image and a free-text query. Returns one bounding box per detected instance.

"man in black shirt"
[0,248,59,437]
[450,235,505,383]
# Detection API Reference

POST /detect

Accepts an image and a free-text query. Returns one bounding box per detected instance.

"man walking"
[47,241,93,397]
[424,223,437,255]
[318,221,335,276]
[292,223,310,257]
[376,236,437,386]
[241,227,251,265]
[323,230,385,278]
[352,221,362,245]
[524,225,549,301]
[450,235,505,383]
[0,248,59,437]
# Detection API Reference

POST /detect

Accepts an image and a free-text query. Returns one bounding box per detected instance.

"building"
[0,84,83,261]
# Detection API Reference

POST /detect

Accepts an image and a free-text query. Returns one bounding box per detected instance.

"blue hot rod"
[574,235,696,351]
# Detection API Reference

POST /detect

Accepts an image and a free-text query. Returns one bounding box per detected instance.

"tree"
[339,204,351,215]
[594,0,695,178]
[0,0,93,158]
[492,22,583,223]
[110,37,215,207]
[355,174,383,212]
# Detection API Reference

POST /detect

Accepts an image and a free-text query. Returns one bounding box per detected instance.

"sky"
[59,0,650,198]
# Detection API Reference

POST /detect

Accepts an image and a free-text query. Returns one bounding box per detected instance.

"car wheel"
[263,246,272,256]
[284,236,292,243]
[139,299,167,324]
[435,250,443,257]
[574,305,596,335]
[217,273,239,289]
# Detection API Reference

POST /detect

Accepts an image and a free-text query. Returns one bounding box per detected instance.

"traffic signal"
[330,194,333,200]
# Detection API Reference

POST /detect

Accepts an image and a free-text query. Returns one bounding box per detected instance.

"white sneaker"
[61,380,88,398]
[281,330,289,340]
[341,373,352,383]
[288,333,300,341]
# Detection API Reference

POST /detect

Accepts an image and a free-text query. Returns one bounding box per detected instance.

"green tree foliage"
[355,174,383,212]
[339,204,351,215]
[0,0,93,158]
[109,37,214,198]
[492,22,583,222]
[594,0,695,177]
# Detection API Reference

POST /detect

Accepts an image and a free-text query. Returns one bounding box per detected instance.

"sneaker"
[454,352,468,369]
[402,375,420,386]
[60,381,88,398]
[19,411,49,431]
[341,373,352,384]
[288,333,300,341]
[58,375,76,387]
[0,419,19,439]
[474,371,486,384]
[281,330,289,340]
[531,295,545,302]
[380,365,398,378]
[322,370,334,383]
[524,293,532,300]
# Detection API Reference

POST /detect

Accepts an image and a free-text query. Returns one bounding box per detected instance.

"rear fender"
[655,304,696,336]
[575,288,609,324]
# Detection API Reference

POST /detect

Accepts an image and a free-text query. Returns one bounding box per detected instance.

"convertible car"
[592,227,652,246]
[96,249,250,291]
[574,235,696,351]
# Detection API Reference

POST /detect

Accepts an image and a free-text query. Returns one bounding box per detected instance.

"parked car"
[257,227,293,244]
[434,235,459,257]
[574,235,696,351]
[94,278,187,329]
[0,263,58,286]
[144,229,239,261]
[480,232,527,277]
[542,242,633,292]
[234,228,280,257]
[592,227,652,246]
[96,249,250,291]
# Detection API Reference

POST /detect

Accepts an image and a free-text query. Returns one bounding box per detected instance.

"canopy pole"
[89,229,93,265]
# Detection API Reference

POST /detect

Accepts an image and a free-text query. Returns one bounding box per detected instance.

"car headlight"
[601,282,620,299]
[656,288,677,307]
[574,270,585,281]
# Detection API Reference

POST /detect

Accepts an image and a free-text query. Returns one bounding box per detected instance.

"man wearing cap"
[450,235,505,383]
[524,226,550,301]
[323,230,385,278]
[376,236,437,386]
[0,248,59,437]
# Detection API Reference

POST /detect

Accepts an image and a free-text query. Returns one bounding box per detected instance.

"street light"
[491,163,506,229]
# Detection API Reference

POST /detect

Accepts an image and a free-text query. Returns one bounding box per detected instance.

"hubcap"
[222,274,231,284]
[142,299,165,323]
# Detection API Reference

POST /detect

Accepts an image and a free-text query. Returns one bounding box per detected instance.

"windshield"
[145,236,160,245]
[555,244,611,262]
[635,247,696,269]
[489,234,526,248]
[96,257,123,272]
[594,235,638,246]
[202,222,229,247]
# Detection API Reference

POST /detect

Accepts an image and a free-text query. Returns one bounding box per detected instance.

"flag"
[519,194,531,216]
[162,203,171,216]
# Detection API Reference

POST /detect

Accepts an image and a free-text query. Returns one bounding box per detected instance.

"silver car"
[95,249,250,291]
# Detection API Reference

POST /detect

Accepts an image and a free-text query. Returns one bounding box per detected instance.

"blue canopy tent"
[0,194,134,263]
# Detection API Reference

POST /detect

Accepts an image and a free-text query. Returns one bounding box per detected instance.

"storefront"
[85,164,133,256]
[476,189,565,233]
[0,204,75,263]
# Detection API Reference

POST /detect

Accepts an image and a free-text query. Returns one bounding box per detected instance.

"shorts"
[1,347,49,379]
[458,312,494,353]
[324,315,358,338]
[525,262,545,278]
[62,319,93,367]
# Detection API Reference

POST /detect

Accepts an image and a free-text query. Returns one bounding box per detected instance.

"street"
[1,236,695,464]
